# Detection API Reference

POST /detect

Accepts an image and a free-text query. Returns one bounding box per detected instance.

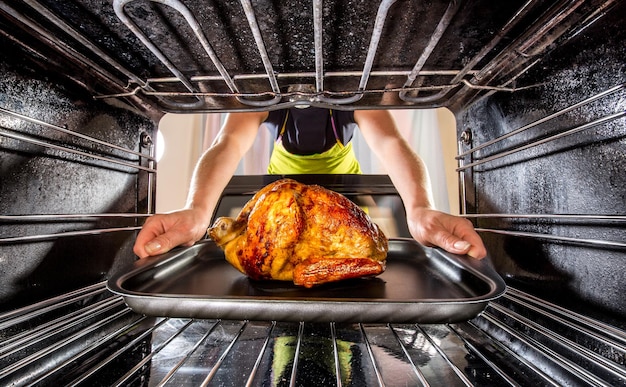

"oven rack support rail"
[0,282,624,386]
[0,106,154,244]
[455,83,626,163]
[455,82,626,250]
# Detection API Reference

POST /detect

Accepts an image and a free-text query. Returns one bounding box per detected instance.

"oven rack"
[0,282,624,386]
[103,0,580,109]
[0,0,149,103]
[105,0,521,108]
[9,0,616,111]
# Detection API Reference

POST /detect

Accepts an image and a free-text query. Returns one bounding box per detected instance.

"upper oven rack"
[5,0,619,112]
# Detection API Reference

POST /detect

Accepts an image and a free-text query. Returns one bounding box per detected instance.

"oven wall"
[0,51,158,311]
[455,5,626,323]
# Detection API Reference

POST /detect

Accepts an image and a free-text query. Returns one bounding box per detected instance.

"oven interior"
[1,0,624,385]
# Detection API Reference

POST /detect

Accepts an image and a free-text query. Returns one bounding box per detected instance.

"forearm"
[355,109,486,258]
[184,111,266,227]
[133,112,264,258]
[354,110,434,213]
[184,141,243,227]
[379,137,435,216]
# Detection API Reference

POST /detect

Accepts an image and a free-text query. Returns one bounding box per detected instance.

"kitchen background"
[155,108,460,216]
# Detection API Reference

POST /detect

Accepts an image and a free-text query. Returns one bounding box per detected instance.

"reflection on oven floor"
[146,319,457,386]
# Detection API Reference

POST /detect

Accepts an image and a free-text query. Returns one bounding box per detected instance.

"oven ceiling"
[0,0,618,113]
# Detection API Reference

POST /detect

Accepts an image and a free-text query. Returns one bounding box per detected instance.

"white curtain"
[353,109,450,212]
[202,113,271,175]
[201,110,450,212]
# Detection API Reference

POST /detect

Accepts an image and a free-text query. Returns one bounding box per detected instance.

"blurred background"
[155,109,460,215]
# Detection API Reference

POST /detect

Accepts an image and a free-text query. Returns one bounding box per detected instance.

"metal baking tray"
[108,238,506,323]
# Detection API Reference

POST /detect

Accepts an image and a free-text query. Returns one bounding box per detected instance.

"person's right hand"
[406,207,487,259]
[133,209,210,259]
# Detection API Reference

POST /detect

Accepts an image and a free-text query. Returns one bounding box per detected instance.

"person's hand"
[133,209,210,259]
[407,207,487,259]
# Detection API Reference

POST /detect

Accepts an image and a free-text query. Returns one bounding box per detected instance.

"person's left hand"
[406,207,487,259]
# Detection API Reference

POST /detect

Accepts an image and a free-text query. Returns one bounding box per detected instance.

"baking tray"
[108,238,506,323]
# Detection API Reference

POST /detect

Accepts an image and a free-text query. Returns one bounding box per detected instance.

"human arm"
[354,109,487,259]
[133,111,268,258]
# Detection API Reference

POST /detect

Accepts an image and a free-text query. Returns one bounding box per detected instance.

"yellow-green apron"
[267,109,362,175]
[268,141,361,174]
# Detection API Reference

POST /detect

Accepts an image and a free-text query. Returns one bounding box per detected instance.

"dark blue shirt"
[264,108,357,155]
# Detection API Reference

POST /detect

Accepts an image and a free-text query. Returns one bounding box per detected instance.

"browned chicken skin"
[208,179,388,287]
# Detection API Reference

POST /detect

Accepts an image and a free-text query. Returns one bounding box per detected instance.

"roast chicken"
[208,179,388,287]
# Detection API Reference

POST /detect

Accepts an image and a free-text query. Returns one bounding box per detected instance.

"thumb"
[143,237,170,256]
[432,231,472,256]
[142,230,193,257]
[436,233,486,259]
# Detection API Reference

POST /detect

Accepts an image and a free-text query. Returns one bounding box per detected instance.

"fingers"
[133,216,173,259]
[437,231,487,259]
[438,217,487,259]
[133,218,164,258]
[133,228,193,259]
[141,235,172,257]
[408,210,487,259]
[460,230,487,259]
[133,211,206,259]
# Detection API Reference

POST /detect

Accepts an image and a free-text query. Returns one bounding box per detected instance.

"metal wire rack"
[6,0,617,111]
[0,282,624,386]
